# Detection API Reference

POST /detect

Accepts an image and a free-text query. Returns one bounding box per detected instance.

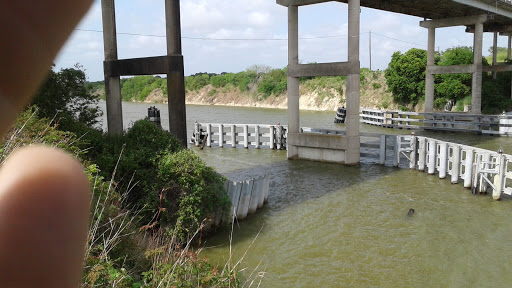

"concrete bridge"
[277,0,512,165]
[100,0,512,166]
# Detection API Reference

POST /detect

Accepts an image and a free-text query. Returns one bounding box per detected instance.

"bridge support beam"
[101,0,123,136]
[421,15,487,114]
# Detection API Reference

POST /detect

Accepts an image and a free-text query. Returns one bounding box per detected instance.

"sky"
[54,0,508,82]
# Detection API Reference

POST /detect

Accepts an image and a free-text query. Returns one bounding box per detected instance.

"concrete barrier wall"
[224,174,270,222]
[360,132,512,200]
[396,134,512,200]
[360,108,512,136]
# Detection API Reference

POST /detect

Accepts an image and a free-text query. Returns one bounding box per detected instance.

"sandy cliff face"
[138,83,395,112]
[101,72,398,111]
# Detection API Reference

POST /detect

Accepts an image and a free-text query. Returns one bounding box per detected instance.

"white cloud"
[55,0,506,80]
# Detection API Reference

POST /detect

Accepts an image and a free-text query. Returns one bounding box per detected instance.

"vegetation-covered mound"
[2,65,250,287]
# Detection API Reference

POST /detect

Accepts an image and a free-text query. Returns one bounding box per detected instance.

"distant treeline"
[86,65,366,102]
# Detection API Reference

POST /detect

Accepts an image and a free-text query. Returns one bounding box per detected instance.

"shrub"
[434,97,449,110]
[257,68,287,98]
[157,150,230,242]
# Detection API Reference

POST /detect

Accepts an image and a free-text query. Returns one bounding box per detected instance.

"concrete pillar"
[345,0,361,165]
[101,0,123,135]
[509,36,512,99]
[425,28,436,113]
[165,0,187,146]
[287,5,300,159]
[493,32,498,79]
[508,36,511,61]
[472,22,483,114]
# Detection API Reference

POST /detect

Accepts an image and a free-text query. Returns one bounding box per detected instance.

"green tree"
[385,48,433,105]
[32,64,102,127]
[434,46,475,108]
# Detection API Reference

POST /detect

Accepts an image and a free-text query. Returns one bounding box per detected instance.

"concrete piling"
[269,126,275,149]
[206,124,212,147]
[236,179,253,220]
[464,149,474,188]
[218,124,224,148]
[393,136,400,167]
[223,175,269,221]
[243,125,249,148]
[231,125,236,148]
[418,137,427,171]
[255,125,260,149]
[451,145,461,184]
[410,133,417,169]
[494,152,507,200]
[439,142,448,179]
[480,153,491,193]
[379,135,386,165]
[427,139,436,175]
[248,176,262,214]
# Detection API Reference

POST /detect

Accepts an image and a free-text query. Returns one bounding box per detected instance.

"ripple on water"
[202,165,512,288]
[101,103,512,287]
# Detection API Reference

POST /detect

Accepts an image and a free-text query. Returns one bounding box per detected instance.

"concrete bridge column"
[509,36,512,100]
[101,0,123,135]
[472,22,483,114]
[287,5,300,159]
[425,27,436,113]
[508,36,511,61]
[345,0,361,165]
[493,32,498,79]
[165,0,187,147]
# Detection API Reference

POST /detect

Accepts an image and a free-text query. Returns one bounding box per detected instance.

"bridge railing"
[192,123,287,149]
[393,134,512,200]
[356,132,512,200]
[360,108,512,135]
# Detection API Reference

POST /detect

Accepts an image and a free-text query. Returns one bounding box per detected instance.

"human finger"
[0,146,91,287]
[0,0,94,137]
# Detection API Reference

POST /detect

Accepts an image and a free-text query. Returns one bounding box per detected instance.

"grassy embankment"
[1,108,260,287]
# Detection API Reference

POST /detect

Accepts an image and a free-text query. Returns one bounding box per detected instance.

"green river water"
[101,101,512,287]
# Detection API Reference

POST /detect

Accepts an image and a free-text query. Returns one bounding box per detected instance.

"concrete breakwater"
[362,132,512,200]
[360,108,512,136]
[223,174,270,222]
[192,122,287,150]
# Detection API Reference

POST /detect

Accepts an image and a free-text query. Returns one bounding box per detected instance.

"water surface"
[100,101,512,287]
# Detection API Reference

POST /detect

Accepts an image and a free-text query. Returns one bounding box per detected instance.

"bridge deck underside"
[333,0,512,29]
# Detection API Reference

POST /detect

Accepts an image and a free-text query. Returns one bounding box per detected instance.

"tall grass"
[2,108,265,287]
